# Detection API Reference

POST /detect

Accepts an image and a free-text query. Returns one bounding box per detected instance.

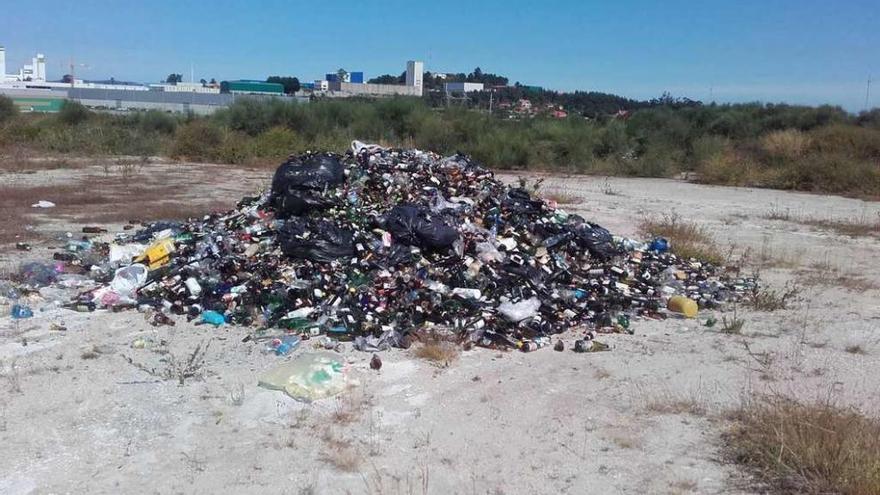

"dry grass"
[330,387,368,425]
[720,314,746,335]
[800,214,880,238]
[638,213,725,265]
[645,397,707,416]
[762,129,811,159]
[667,479,698,494]
[539,189,581,205]
[0,171,231,244]
[724,395,880,495]
[593,367,611,380]
[796,262,880,292]
[762,205,880,238]
[844,344,867,355]
[746,282,801,312]
[412,340,459,366]
[643,387,708,416]
[320,431,362,472]
[80,347,100,360]
[608,432,642,450]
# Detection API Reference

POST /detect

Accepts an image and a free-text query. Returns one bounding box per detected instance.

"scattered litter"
[31,200,56,208]
[667,295,699,318]
[201,310,226,327]
[11,304,33,319]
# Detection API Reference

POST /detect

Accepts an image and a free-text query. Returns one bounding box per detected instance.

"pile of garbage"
[5,142,755,353]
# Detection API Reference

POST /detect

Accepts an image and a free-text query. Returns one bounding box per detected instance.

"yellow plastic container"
[135,239,175,270]
[667,295,698,318]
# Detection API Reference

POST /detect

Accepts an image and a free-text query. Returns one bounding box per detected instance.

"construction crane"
[65,57,91,88]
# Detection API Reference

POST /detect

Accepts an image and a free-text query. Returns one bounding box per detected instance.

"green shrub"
[771,153,880,196]
[57,100,90,125]
[171,120,223,160]
[808,124,880,159]
[251,126,304,159]
[0,95,18,123]
[690,135,729,168]
[140,110,178,135]
[215,131,252,164]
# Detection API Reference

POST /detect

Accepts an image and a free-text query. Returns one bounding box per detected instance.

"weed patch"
[724,395,880,495]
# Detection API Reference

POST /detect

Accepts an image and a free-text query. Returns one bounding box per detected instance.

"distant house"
[613,109,631,120]
[551,109,568,118]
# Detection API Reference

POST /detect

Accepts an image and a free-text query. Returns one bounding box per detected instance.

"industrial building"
[149,81,220,94]
[444,81,484,93]
[220,80,284,95]
[0,44,419,112]
[0,46,46,82]
[321,61,424,98]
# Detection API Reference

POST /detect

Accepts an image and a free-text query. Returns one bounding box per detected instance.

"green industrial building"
[220,80,284,95]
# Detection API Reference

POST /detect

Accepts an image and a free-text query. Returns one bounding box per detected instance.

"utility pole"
[489,89,493,114]
[865,75,872,111]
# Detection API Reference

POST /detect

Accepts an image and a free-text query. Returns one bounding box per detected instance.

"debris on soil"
[2,142,756,353]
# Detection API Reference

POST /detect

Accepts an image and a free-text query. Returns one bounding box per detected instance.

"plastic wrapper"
[498,297,541,322]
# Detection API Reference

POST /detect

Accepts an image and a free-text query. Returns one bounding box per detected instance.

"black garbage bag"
[382,204,459,250]
[131,221,184,243]
[571,223,619,260]
[278,219,355,263]
[502,188,543,216]
[271,153,345,217]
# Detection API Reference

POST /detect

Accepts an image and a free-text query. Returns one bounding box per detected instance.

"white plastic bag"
[498,297,541,322]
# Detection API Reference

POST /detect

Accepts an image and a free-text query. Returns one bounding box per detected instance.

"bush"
[0,95,18,123]
[171,120,223,160]
[140,110,178,135]
[808,124,880,159]
[771,153,880,196]
[761,129,811,160]
[697,148,758,186]
[251,126,304,159]
[57,100,90,125]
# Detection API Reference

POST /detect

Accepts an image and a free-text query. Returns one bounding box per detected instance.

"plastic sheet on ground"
[258,352,348,402]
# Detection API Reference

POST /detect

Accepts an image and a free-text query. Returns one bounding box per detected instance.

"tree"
[109,77,116,85]
[200,78,207,86]
[266,76,301,95]
[61,74,73,84]
[0,95,18,123]
[165,73,183,84]
[367,71,405,85]
[209,78,217,85]
[58,100,90,125]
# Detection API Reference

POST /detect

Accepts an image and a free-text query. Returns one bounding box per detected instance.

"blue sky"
[2,0,877,110]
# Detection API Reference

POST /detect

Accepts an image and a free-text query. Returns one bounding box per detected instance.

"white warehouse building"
[444,82,484,93]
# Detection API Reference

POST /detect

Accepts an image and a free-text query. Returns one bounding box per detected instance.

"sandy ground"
[1,161,879,494]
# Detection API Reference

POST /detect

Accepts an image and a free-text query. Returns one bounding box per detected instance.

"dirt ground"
[1,159,879,494]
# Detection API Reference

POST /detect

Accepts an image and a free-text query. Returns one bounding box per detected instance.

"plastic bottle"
[274,335,301,356]
[185,278,202,297]
[648,237,670,253]
[667,295,698,318]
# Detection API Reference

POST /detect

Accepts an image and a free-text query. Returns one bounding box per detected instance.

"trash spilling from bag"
[2,142,756,354]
